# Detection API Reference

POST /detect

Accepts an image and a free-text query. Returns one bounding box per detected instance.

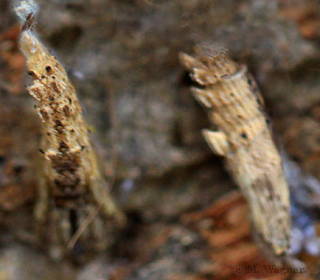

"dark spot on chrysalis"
[47,132,51,136]
[276,194,282,201]
[241,132,247,139]
[55,120,62,126]
[237,115,242,119]
[39,109,49,121]
[81,146,85,151]
[247,76,252,86]
[45,65,52,73]
[60,141,67,148]
[63,105,71,116]
[59,141,68,152]
[266,118,271,124]
[41,75,45,79]
[256,98,261,105]
[51,81,60,93]
[39,149,45,154]
[52,76,56,79]
[55,120,64,134]
[28,71,35,77]
[230,93,234,97]
[71,129,75,133]
[68,98,72,104]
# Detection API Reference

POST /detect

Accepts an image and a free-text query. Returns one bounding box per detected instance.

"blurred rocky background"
[1,0,320,279]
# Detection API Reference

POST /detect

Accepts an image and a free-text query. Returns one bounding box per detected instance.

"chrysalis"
[180,47,291,256]
[15,0,125,258]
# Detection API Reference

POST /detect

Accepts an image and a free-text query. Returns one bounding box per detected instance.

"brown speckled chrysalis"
[180,47,291,256]
[15,0,125,259]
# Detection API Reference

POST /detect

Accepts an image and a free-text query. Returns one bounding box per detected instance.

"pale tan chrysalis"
[15,0,125,256]
[179,48,291,256]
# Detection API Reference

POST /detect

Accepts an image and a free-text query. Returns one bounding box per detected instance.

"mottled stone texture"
[1,0,320,278]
